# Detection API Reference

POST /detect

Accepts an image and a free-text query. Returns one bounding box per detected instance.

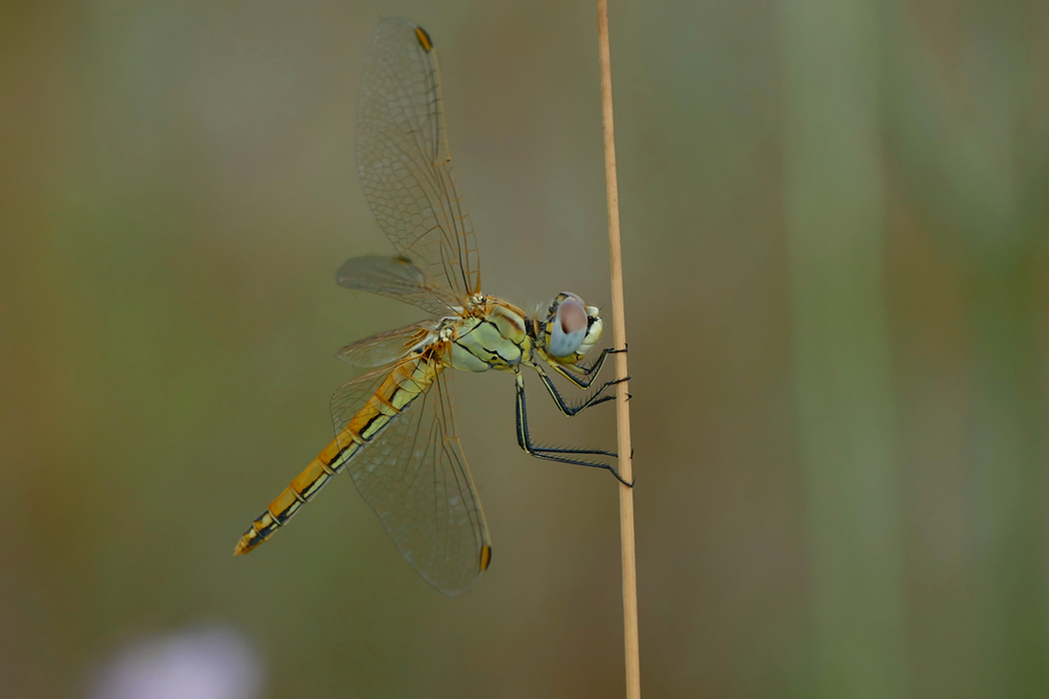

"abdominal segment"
[233,356,436,555]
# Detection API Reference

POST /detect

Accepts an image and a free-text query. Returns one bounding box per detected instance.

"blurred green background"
[1,0,1047,697]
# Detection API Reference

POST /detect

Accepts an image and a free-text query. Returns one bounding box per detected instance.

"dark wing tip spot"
[414,26,434,52]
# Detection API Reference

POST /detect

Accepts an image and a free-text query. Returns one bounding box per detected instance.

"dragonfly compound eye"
[546,293,588,358]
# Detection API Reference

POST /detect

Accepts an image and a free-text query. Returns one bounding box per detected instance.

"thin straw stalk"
[596,2,640,698]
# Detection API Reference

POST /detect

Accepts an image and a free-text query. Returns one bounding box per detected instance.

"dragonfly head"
[540,292,603,363]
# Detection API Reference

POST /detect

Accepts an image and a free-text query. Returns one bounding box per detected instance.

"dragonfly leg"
[533,363,628,417]
[514,371,633,486]
[551,345,626,388]
[581,344,628,375]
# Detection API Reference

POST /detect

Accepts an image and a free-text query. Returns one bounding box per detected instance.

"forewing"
[357,18,481,300]
[336,255,460,316]
[336,319,438,368]
[330,349,491,596]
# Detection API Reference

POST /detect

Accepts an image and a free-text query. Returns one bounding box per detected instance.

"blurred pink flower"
[87,625,263,699]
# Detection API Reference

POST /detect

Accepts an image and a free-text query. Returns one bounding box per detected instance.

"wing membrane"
[330,349,491,596]
[336,255,460,316]
[357,18,481,301]
[336,319,438,367]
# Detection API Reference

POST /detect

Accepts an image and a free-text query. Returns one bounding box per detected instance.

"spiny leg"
[551,345,627,389]
[580,344,628,375]
[515,372,616,457]
[533,362,628,417]
[514,370,633,486]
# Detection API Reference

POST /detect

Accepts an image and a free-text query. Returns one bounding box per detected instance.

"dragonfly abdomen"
[233,355,438,556]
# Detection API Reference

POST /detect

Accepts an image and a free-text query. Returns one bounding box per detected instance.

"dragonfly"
[233,17,629,597]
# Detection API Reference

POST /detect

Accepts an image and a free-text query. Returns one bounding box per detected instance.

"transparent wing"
[336,319,438,367]
[357,17,481,300]
[330,349,491,596]
[336,255,460,316]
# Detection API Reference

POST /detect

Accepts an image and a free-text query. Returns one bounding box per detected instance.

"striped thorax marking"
[449,298,529,372]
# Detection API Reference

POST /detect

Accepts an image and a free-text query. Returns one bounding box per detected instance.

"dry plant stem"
[597,2,640,698]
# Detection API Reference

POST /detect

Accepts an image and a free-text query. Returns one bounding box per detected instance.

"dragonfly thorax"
[449,298,529,373]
